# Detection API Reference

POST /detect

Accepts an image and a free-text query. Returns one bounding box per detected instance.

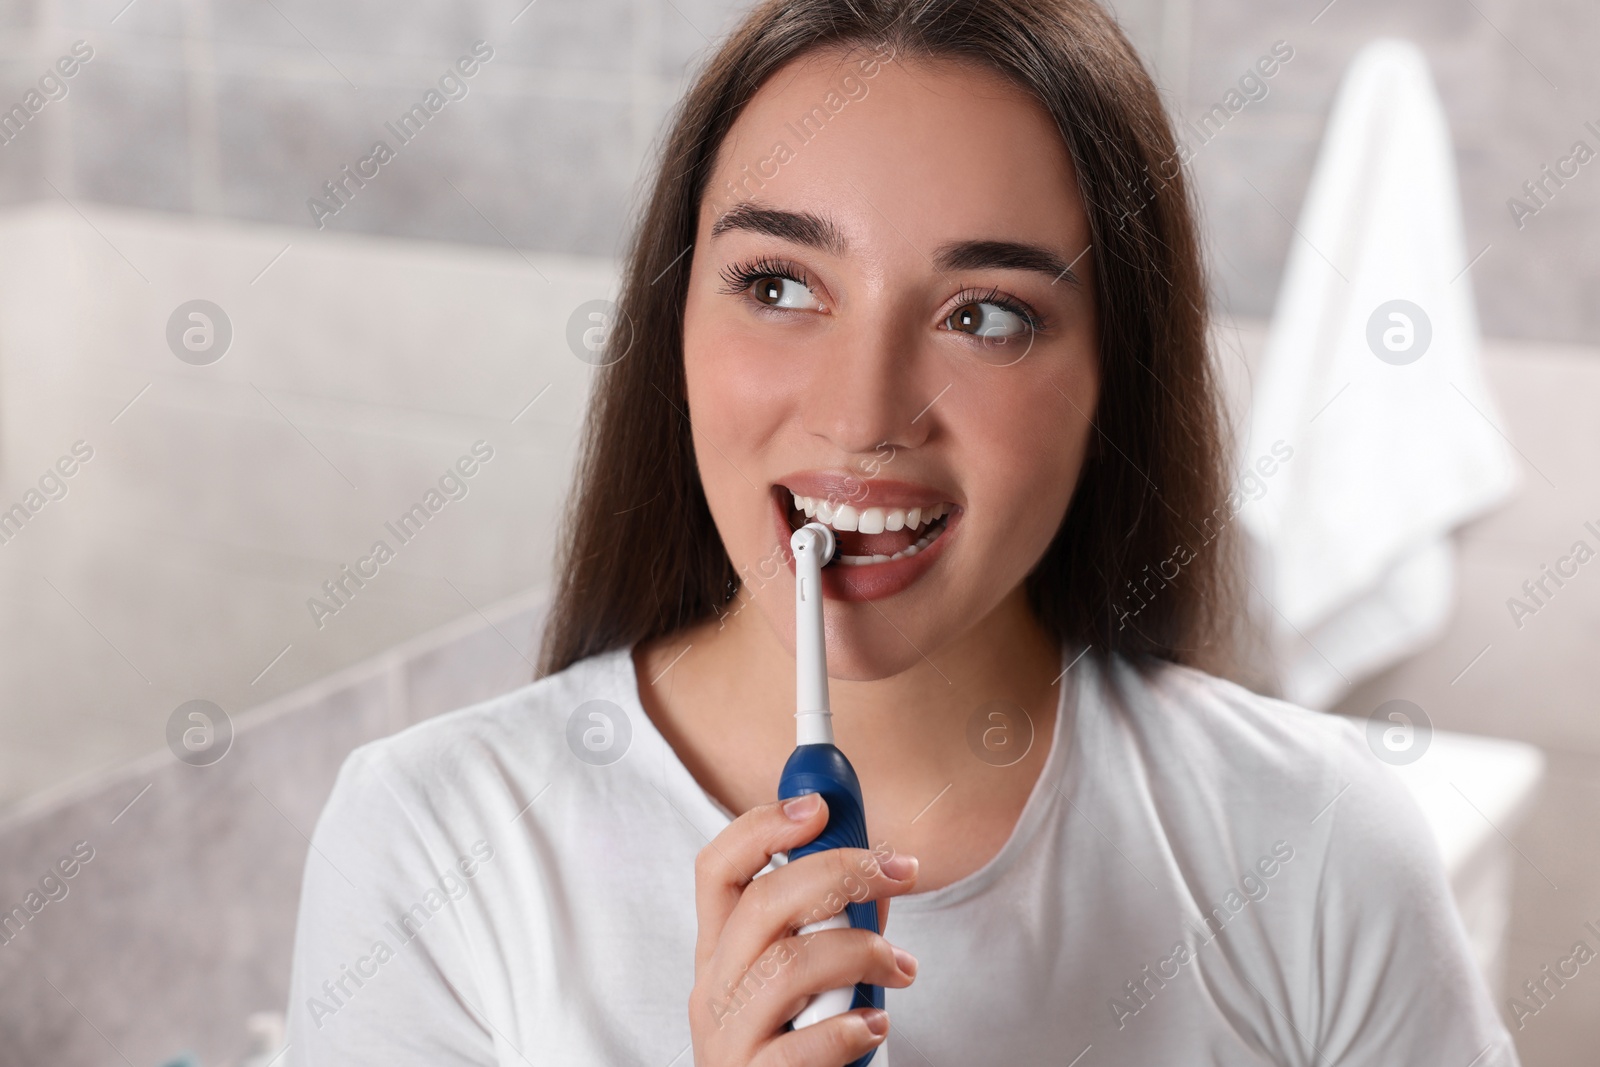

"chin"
[748,592,939,681]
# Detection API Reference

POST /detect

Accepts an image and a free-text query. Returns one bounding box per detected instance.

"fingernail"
[891,944,918,978]
[880,853,918,881]
[783,793,821,820]
[862,1008,890,1037]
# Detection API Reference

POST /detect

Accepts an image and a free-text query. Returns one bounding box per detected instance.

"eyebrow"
[710,203,1083,287]
[934,239,1083,287]
[711,203,849,257]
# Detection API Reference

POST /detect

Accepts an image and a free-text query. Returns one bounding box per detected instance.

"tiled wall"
[0,587,548,1067]
[0,202,615,810]
[0,0,1594,344]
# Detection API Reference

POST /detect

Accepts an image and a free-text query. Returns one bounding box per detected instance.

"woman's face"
[682,48,1099,679]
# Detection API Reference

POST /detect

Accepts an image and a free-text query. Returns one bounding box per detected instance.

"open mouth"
[778,488,955,567]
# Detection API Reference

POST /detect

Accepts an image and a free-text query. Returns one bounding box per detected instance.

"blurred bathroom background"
[0,0,1596,1063]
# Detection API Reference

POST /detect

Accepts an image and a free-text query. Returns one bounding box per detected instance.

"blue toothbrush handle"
[777,742,882,1067]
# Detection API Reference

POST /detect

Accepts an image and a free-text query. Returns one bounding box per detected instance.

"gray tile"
[208,0,494,59]
[68,59,191,212]
[58,0,187,37]
[0,63,47,202]
[495,0,634,75]
[314,89,637,255]
[0,671,397,1065]
[403,601,546,723]
[657,0,748,80]
[282,0,487,60]
[1190,125,1321,320]
[0,1,38,31]
[213,71,395,227]
[207,0,345,53]
[213,62,636,255]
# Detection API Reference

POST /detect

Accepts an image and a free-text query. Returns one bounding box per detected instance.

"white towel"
[1237,38,1520,709]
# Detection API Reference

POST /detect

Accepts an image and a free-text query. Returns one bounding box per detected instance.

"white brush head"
[790,521,835,565]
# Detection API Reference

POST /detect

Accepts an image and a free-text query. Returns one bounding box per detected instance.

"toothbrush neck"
[796,708,835,747]
[793,532,833,746]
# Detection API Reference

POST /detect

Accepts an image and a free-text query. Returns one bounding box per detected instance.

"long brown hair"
[538,0,1236,679]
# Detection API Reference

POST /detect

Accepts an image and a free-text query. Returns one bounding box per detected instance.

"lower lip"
[772,495,958,601]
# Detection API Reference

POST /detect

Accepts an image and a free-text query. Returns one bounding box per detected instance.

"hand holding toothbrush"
[687,793,920,1067]
[688,521,918,1067]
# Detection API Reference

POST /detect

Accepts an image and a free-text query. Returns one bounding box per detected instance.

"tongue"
[834,527,920,556]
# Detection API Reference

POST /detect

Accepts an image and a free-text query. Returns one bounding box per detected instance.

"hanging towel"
[1236,38,1520,709]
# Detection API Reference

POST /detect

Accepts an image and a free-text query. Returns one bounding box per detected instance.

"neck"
[635,584,1064,825]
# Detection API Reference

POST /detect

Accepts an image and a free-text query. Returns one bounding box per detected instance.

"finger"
[710,846,918,994]
[694,929,912,1056]
[750,1007,890,1067]
[723,927,916,1043]
[694,794,831,971]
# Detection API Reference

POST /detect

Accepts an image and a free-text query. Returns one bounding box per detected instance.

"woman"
[285,0,1516,1063]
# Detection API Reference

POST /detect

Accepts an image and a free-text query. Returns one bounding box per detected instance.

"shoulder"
[1094,654,1362,798]
[1086,656,1516,1058]
[1088,652,1432,863]
[316,646,637,845]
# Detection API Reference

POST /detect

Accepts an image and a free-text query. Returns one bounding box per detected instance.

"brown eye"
[946,299,1030,339]
[949,301,982,332]
[747,274,822,311]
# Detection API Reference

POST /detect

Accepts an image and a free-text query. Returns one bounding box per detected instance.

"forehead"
[703,48,1085,249]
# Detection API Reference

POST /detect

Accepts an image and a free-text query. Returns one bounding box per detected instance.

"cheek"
[684,283,818,458]
[682,298,798,556]
[953,356,1097,552]
[684,316,787,465]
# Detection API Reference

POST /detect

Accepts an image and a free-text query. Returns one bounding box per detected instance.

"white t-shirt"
[283,643,1517,1066]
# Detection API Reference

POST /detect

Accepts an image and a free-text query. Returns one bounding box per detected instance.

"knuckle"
[761,1039,808,1067]
[781,928,865,993]
[870,931,899,972]
[694,844,717,883]
[752,939,799,989]
[769,932,817,985]
[696,841,748,889]
[820,1016,866,1061]
[743,868,783,921]
[770,1022,854,1067]
[833,849,874,902]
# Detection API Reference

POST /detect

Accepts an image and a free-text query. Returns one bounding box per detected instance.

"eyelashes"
[716,256,812,298]
[715,256,1049,334]
[950,284,1048,333]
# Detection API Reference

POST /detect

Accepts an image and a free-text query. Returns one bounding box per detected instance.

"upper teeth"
[789,493,951,533]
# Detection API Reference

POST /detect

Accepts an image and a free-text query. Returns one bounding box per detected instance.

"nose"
[800,309,933,456]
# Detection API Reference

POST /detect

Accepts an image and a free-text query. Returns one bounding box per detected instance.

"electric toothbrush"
[777,521,884,1064]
